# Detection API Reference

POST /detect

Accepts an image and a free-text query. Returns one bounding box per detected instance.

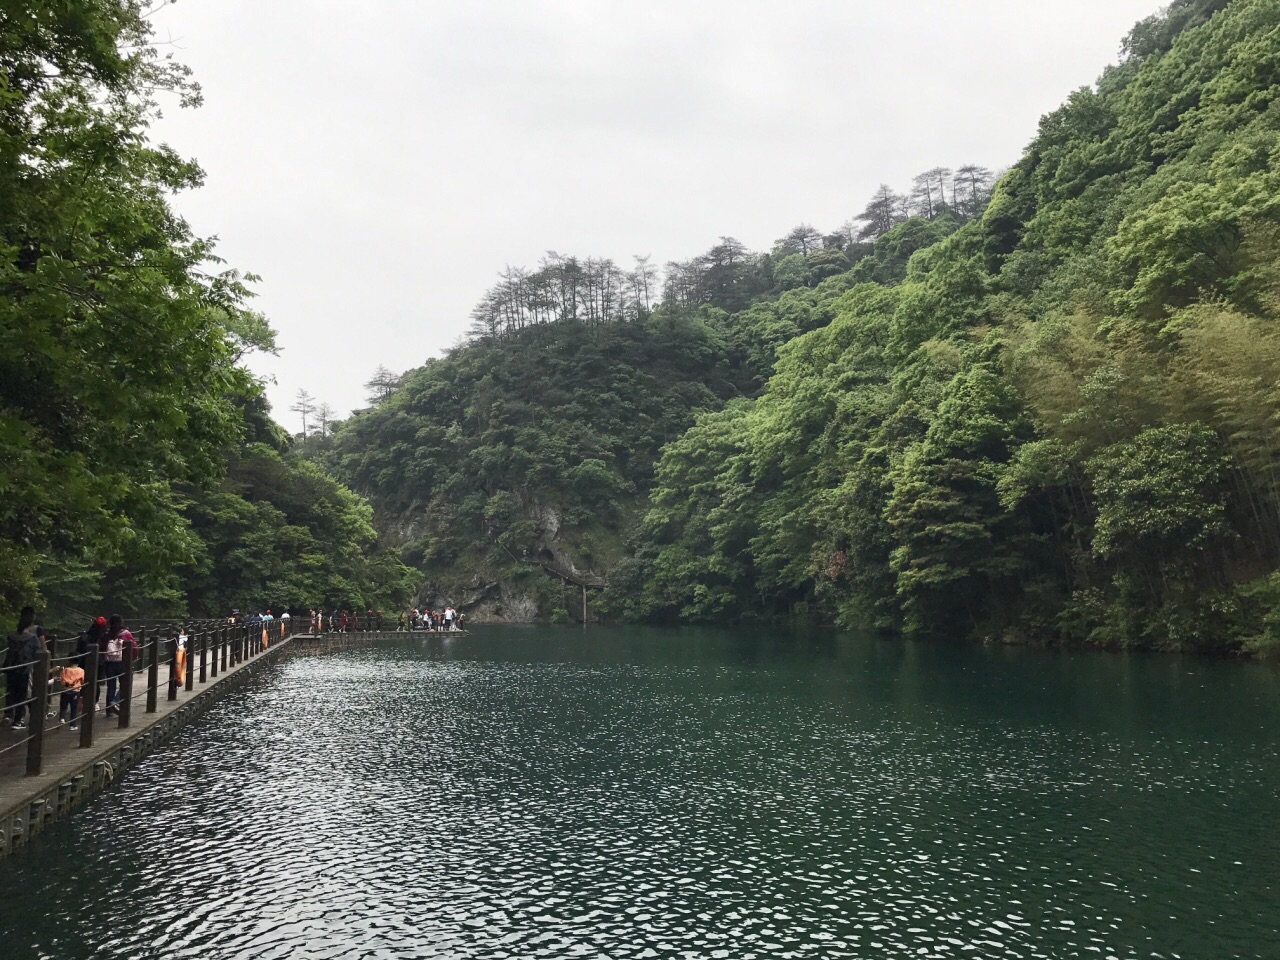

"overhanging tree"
[0,0,264,616]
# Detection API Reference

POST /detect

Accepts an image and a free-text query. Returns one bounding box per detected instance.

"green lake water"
[2,626,1277,958]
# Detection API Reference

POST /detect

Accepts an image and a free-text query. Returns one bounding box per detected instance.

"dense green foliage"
[325,157,988,621]
[182,396,416,616]
[328,314,756,606]
[332,0,1280,653]
[0,2,409,624]
[617,0,1280,653]
[26,0,1272,655]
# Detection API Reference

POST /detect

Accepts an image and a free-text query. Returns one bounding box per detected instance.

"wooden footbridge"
[504,546,605,620]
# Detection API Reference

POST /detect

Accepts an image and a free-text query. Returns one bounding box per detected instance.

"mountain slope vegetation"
[335,0,1280,655]
[615,0,1280,653]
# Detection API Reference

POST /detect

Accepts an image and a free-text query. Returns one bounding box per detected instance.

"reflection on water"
[3,627,1278,959]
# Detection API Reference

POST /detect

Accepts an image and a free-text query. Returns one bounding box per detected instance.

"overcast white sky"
[150,0,1160,424]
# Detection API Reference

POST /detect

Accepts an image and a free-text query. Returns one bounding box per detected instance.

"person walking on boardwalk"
[175,627,188,687]
[3,606,41,729]
[79,615,108,710]
[102,615,136,717]
[79,615,106,668]
[57,661,85,729]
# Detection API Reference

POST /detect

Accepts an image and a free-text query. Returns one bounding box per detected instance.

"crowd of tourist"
[3,608,137,733]
[296,606,465,633]
[399,606,462,631]
[4,602,471,736]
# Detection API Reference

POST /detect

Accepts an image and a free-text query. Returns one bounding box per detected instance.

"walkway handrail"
[2,617,302,780]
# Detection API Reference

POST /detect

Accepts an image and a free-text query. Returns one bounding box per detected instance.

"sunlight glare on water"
[3,626,1278,959]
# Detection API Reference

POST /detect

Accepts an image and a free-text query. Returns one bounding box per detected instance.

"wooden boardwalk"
[0,629,298,857]
[0,626,474,856]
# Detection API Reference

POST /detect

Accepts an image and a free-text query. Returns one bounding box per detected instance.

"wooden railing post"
[185,633,195,691]
[118,641,133,729]
[199,629,208,684]
[26,649,49,776]
[146,631,159,713]
[80,645,97,748]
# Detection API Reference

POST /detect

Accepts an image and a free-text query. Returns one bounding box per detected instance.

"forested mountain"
[323,156,987,618]
[11,0,1273,655]
[333,0,1280,654]
[326,314,756,618]
[0,2,411,625]
[615,0,1277,652]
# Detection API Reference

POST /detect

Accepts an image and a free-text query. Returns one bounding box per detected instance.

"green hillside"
[619,0,1280,653]
[327,312,757,618]
[334,0,1280,653]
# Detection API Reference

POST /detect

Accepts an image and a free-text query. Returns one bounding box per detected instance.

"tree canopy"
[609,0,1280,654]
[0,1,411,623]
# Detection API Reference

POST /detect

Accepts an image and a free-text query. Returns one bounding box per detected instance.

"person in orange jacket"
[175,627,188,687]
[57,663,86,729]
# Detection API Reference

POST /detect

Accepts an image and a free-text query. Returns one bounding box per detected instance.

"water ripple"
[3,628,1278,959]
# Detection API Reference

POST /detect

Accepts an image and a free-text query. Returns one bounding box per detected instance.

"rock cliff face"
[521,504,601,584]
[454,582,540,623]
[390,499,603,623]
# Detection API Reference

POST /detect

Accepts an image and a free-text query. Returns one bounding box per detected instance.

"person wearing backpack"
[4,607,42,729]
[102,615,137,717]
